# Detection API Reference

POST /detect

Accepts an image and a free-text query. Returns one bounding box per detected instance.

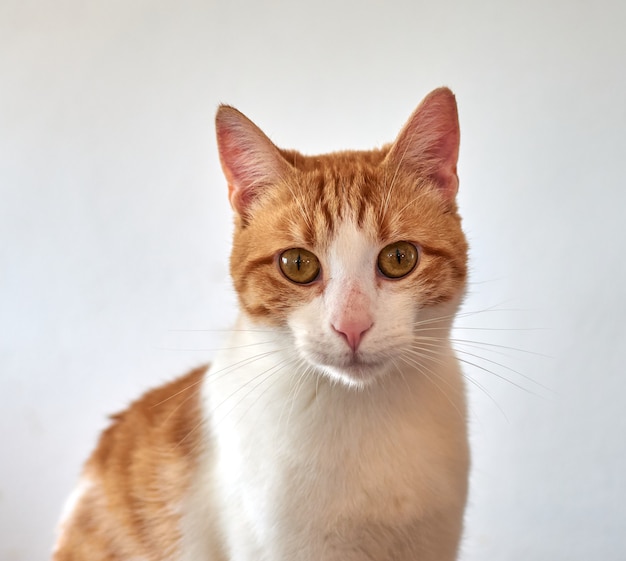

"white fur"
[53,476,93,554]
[182,218,469,560]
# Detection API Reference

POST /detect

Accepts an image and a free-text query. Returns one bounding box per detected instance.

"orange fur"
[53,367,207,560]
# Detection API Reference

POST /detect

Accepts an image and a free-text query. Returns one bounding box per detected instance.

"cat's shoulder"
[91,365,209,464]
[53,366,210,559]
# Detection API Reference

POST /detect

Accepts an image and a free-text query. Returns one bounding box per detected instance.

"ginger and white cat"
[53,87,470,561]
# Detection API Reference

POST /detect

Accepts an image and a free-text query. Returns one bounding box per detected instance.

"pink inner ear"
[215,105,289,217]
[430,126,460,198]
[217,141,255,212]
[386,88,461,200]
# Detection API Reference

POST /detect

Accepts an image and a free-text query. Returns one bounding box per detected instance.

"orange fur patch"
[53,367,207,561]
[230,149,467,324]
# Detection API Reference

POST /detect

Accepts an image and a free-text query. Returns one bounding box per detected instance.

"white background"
[1,1,625,559]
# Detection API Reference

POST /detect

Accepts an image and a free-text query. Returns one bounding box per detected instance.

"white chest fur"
[189,318,469,561]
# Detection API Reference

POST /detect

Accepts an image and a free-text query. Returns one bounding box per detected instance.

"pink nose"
[332,318,373,352]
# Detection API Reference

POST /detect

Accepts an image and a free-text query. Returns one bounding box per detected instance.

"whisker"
[451,338,549,357]
[379,119,421,223]
[205,349,285,385]
[228,356,302,428]
[461,373,509,421]
[281,359,314,429]
[208,352,285,406]
[152,377,205,408]
[167,328,284,335]
[173,415,207,450]
[401,345,509,420]
[156,339,282,353]
[159,389,202,429]
[393,190,431,220]
[410,304,542,330]
[386,352,415,397]
[284,180,315,234]
[455,326,547,332]
[406,334,550,392]
[455,348,550,393]
[455,356,537,396]
[174,360,285,450]
[408,336,545,395]
[393,350,464,421]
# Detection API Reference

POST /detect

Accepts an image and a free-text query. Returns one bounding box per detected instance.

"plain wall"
[1,1,625,559]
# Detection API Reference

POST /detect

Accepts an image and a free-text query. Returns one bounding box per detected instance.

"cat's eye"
[377,241,419,279]
[279,248,321,284]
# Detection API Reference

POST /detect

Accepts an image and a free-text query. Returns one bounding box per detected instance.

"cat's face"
[217,89,467,387]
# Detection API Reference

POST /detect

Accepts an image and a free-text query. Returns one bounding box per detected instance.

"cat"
[52,87,470,561]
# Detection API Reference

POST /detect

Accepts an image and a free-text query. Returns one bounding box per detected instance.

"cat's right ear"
[385,87,460,201]
[215,106,290,219]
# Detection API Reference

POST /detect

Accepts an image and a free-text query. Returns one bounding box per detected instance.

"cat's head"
[216,88,467,388]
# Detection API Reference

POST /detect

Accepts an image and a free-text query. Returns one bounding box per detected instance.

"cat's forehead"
[279,166,438,252]
[282,184,383,252]
[275,153,381,238]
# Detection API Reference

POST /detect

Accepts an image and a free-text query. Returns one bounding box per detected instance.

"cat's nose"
[332,318,373,352]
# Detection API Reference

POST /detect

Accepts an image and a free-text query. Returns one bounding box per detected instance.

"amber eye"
[279,248,321,284]
[377,241,419,279]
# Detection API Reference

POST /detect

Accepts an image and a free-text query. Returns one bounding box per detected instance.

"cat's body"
[53,88,470,561]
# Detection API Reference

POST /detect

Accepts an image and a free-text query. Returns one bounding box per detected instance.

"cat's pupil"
[396,248,403,264]
[296,253,302,270]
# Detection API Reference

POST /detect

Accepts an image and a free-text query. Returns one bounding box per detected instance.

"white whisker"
[393,350,465,421]
[281,359,314,429]
[232,356,311,429]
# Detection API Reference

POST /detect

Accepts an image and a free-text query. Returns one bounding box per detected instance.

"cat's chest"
[205,347,445,517]
[202,376,449,561]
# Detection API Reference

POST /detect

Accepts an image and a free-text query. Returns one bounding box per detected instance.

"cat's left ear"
[385,87,460,200]
[215,105,291,218]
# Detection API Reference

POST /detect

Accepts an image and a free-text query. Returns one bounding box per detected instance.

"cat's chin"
[319,360,390,390]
